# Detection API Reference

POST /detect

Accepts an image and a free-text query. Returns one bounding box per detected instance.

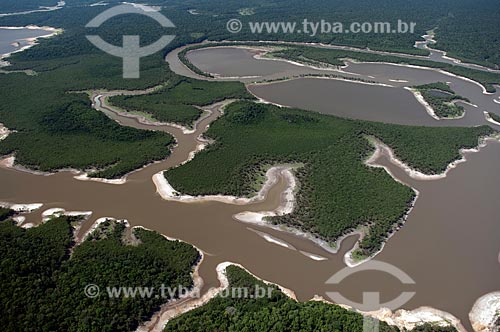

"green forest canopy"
[164,265,457,332]
[0,216,199,332]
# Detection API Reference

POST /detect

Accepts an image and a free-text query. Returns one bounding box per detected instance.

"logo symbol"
[326,260,416,332]
[226,19,243,33]
[84,284,100,298]
[85,4,175,78]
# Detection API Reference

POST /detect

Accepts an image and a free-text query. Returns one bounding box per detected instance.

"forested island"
[412,82,469,118]
[0,215,200,331]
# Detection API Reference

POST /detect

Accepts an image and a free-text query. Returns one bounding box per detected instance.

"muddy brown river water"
[1,44,499,331]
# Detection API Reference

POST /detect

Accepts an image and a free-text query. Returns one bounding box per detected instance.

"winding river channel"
[1,34,500,331]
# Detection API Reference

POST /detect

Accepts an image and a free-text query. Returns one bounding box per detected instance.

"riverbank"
[0,122,11,140]
[0,25,63,67]
[484,112,500,126]
[366,135,499,181]
[469,292,500,332]
[155,165,295,205]
[0,1,65,17]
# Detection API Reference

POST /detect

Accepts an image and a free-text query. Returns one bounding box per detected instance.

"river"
[1,38,499,331]
[0,27,57,57]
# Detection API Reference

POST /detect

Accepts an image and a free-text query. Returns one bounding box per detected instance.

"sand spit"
[299,251,327,261]
[485,112,500,126]
[469,292,500,332]
[405,87,440,120]
[41,208,92,222]
[0,122,11,140]
[0,201,43,213]
[73,173,127,185]
[247,227,296,250]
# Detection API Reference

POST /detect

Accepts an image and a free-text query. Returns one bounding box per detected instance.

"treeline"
[165,265,457,332]
[109,76,254,126]
[0,216,200,332]
[0,208,14,221]
[165,101,493,256]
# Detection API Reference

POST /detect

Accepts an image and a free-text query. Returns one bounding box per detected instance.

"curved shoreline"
[171,41,500,97]
[367,135,499,181]
[484,112,500,126]
[154,164,295,205]
[0,1,65,17]
[0,122,11,140]
[469,292,500,332]
[0,25,63,68]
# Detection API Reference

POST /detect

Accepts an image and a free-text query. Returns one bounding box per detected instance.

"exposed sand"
[485,112,500,126]
[0,122,11,140]
[154,165,296,205]
[0,2,65,17]
[469,292,500,332]
[405,87,440,120]
[366,136,497,181]
[41,207,92,222]
[366,306,466,332]
[73,173,127,185]
[0,201,43,213]
[0,25,63,67]
[247,227,296,250]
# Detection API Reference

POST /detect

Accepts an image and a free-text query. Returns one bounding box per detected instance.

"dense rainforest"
[0,216,199,332]
[165,101,493,257]
[164,265,457,332]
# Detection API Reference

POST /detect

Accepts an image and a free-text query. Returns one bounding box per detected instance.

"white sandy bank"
[154,165,294,205]
[405,87,440,120]
[367,306,466,332]
[41,208,92,222]
[485,112,500,126]
[0,123,11,140]
[469,292,500,332]
[0,201,42,213]
[367,136,496,181]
